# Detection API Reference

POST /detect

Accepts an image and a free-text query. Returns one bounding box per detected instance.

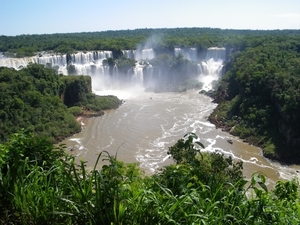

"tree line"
[1,28,300,56]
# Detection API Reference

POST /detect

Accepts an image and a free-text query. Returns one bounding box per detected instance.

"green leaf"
[194,141,205,149]
[258,182,268,193]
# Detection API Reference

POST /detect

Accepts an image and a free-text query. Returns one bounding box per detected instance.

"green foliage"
[0,65,80,143]
[115,56,136,75]
[15,46,36,57]
[149,53,198,87]
[103,56,137,82]
[1,132,300,224]
[167,132,204,164]
[82,93,122,111]
[210,35,300,162]
[62,75,122,111]
[1,28,300,55]
[163,132,244,195]
[61,75,91,107]
[0,131,67,223]
[54,44,74,54]
[0,64,121,144]
[273,179,299,201]
[0,130,64,170]
[68,106,83,116]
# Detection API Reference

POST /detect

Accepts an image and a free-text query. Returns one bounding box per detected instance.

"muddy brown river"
[62,88,300,189]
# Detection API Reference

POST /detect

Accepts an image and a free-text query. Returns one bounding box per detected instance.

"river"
[62,87,300,189]
[2,47,299,188]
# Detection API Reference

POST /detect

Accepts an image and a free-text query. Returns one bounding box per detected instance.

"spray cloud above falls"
[0,36,228,92]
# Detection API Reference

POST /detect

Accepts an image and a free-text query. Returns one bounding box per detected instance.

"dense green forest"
[209,34,300,163]
[0,64,122,143]
[1,28,300,56]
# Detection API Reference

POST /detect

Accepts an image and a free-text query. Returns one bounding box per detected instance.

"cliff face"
[279,114,300,148]
[61,75,92,107]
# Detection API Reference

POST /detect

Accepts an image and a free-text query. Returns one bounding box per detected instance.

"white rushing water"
[1,47,300,187]
[175,47,225,91]
[63,88,300,188]
[0,47,224,91]
[62,47,300,188]
[198,48,225,91]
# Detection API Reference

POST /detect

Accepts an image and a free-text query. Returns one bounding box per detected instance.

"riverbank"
[76,110,105,121]
[207,108,300,165]
[74,110,106,130]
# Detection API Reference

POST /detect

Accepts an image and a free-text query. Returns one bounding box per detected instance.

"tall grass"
[1,131,300,224]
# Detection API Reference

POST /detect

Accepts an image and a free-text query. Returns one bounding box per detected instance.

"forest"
[1,28,300,57]
[0,28,300,224]
[0,64,122,143]
[209,33,300,163]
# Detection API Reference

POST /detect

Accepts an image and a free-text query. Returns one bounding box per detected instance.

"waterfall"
[174,47,226,91]
[204,47,226,61]
[135,48,155,61]
[143,63,154,88]
[198,47,226,91]
[175,47,198,61]
[122,50,135,59]
[0,51,113,74]
[0,56,38,69]
[0,47,227,91]
[132,63,144,85]
[37,53,66,67]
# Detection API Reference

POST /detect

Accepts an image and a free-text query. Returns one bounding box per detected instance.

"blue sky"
[1,0,300,36]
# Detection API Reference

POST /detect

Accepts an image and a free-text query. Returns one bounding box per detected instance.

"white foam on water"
[69,138,81,143]
[93,84,146,100]
[199,121,216,128]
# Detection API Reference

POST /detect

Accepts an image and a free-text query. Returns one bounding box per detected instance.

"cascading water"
[0,51,113,74]
[175,47,198,61]
[175,47,226,91]
[122,50,135,59]
[134,48,155,61]
[0,47,224,93]
[197,47,226,91]
[1,48,300,186]
[132,63,144,85]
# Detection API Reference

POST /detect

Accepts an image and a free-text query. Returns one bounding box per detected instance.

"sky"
[1,0,300,36]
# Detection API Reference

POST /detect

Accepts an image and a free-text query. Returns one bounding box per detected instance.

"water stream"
[62,88,300,188]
